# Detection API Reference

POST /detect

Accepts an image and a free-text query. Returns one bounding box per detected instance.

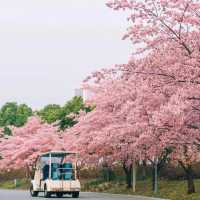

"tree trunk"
[123,164,132,188]
[187,173,195,194]
[25,164,30,180]
[152,166,155,191]
[179,162,195,194]
[141,161,147,180]
[132,162,136,192]
[186,165,195,194]
[152,163,159,192]
[102,162,113,182]
[151,148,172,192]
[107,167,113,182]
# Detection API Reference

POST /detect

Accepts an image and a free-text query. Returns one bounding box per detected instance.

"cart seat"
[62,163,73,180]
[51,163,60,180]
[43,165,49,180]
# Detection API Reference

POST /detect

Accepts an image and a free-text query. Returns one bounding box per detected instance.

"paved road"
[0,190,167,200]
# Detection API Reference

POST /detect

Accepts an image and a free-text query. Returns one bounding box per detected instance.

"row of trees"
[0,96,91,136]
[0,97,92,170]
[66,0,200,194]
[1,0,200,196]
[0,117,65,170]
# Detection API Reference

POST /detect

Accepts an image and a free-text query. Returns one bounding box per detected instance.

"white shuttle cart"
[30,151,80,198]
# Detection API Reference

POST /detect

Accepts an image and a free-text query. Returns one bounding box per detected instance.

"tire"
[30,184,38,197]
[44,184,51,198]
[72,191,79,198]
[56,193,63,198]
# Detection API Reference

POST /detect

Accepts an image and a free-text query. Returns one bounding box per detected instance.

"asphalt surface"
[0,190,167,200]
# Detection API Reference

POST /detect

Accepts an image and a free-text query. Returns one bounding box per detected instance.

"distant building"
[75,88,92,102]
[75,88,83,98]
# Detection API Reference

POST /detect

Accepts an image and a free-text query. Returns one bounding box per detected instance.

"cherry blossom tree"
[64,0,200,194]
[105,0,200,194]
[0,116,66,172]
[64,72,171,189]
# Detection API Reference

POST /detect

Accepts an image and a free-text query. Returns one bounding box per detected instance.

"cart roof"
[40,151,77,158]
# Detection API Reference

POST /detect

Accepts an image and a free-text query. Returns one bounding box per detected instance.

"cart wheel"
[30,184,38,197]
[56,192,63,198]
[72,192,79,198]
[44,185,51,198]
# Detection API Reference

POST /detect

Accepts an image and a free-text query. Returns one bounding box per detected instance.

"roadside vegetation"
[83,179,200,200]
[80,164,200,200]
[0,179,29,190]
[1,176,200,200]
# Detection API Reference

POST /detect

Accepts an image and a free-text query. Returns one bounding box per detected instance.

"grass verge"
[82,179,200,200]
[0,179,29,190]
[1,178,200,200]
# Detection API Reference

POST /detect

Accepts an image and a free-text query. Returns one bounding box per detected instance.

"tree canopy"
[37,104,62,124]
[0,102,32,128]
[38,96,93,130]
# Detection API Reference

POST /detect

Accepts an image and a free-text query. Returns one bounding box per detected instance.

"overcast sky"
[0,0,131,109]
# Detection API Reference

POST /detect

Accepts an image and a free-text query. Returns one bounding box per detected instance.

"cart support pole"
[154,158,158,194]
[49,153,52,179]
[132,161,136,192]
[75,154,77,179]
